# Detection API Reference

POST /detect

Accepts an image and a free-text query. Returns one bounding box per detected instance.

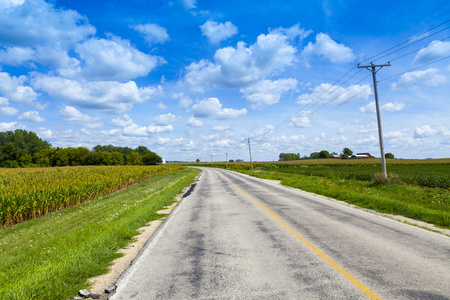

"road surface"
[111,167,450,299]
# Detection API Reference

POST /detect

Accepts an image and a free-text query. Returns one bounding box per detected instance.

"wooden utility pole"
[226,153,228,169]
[358,62,390,178]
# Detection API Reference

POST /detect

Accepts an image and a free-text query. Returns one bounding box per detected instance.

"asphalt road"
[111,167,450,299]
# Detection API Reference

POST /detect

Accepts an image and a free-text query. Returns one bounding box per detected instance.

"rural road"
[111,167,450,299]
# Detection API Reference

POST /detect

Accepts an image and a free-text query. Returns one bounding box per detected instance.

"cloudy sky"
[1,0,449,161]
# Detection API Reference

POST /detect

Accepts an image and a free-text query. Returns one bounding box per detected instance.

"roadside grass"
[0,167,200,300]
[240,169,449,229]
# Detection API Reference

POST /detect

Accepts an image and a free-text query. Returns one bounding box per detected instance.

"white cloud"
[32,76,163,113]
[147,124,173,134]
[187,116,203,127]
[132,23,169,45]
[59,106,103,129]
[75,35,163,81]
[269,24,312,41]
[123,123,148,136]
[0,72,45,108]
[34,127,52,139]
[290,112,311,128]
[191,97,247,119]
[192,97,222,118]
[240,78,298,109]
[0,97,19,116]
[0,106,19,116]
[184,28,298,91]
[153,113,180,125]
[0,0,25,8]
[359,101,405,113]
[156,102,168,109]
[0,122,25,131]
[414,125,437,138]
[298,83,371,105]
[172,92,193,108]
[391,68,446,90]
[200,21,238,44]
[414,40,450,64]
[18,111,46,122]
[0,0,95,50]
[212,125,229,131]
[110,114,133,127]
[302,33,355,64]
[216,108,247,119]
[0,46,35,66]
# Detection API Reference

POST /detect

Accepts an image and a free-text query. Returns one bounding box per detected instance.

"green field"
[192,159,450,229]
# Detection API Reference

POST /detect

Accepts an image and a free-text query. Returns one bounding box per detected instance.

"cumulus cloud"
[0,72,42,107]
[187,116,203,127]
[184,26,300,91]
[123,123,173,136]
[132,23,169,45]
[297,83,371,105]
[414,125,437,138]
[110,114,134,127]
[200,21,238,44]
[191,97,247,119]
[302,33,355,64]
[18,111,46,122]
[59,106,103,129]
[0,122,25,131]
[32,76,163,113]
[172,92,193,108]
[359,101,405,113]
[269,23,312,40]
[414,40,450,64]
[391,68,446,90]
[240,78,298,109]
[0,97,19,116]
[153,113,180,125]
[74,35,163,81]
[0,46,35,66]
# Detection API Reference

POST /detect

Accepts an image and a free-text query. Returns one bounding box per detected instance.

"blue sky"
[1,0,449,161]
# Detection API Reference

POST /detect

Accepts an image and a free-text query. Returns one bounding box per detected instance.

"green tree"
[142,151,162,165]
[127,152,142,165]
[279,153,300,161]
[318,150,330,159]
[135,146,149,156]
[309,152,320,159]
[0,129,51,155]
[342,148,353,156]
[111,151,124,165]
[385,152,395,159]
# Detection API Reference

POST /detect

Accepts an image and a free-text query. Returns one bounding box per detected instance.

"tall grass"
[0,165,182,227]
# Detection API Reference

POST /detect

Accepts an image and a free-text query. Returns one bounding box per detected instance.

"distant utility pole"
[358,62,391,179]
[226,153,228,169]
[248,138,253,169]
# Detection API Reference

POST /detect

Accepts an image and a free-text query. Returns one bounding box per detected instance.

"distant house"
[351,153,374,159]
[330,155,340,158]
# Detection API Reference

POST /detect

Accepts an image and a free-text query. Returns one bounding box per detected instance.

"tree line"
[279,148,394,161]
[0,129,162,168]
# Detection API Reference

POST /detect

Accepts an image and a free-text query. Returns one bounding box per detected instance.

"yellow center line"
[219,172,381,300]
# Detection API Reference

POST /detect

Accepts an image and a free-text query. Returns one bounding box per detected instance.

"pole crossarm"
[358,62,391,75]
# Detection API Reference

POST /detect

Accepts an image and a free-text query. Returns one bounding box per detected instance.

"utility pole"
[248,138,253,169]
[226,153,228,169]
[358,62,390,179]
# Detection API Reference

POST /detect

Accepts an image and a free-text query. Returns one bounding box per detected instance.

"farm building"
[351,153,374,159]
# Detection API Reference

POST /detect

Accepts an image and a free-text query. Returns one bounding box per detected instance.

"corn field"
[0,165,182,228]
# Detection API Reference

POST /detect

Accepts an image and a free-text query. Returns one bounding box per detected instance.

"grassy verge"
[0,167,200,300]
[239,169,449,229]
